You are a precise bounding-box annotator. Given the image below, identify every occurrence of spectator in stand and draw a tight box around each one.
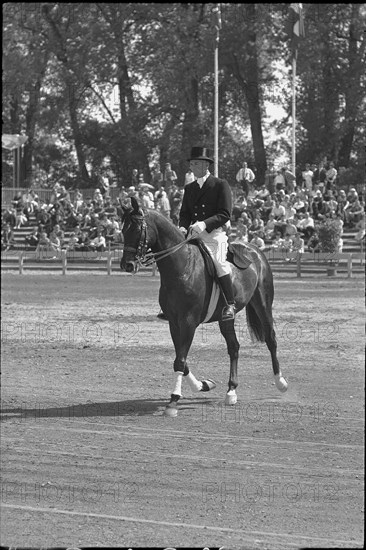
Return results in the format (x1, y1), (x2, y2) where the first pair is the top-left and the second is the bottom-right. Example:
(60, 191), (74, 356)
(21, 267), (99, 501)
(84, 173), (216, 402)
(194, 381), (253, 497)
(326, 191), (338, 216)
(264, 213), (277, 241)
(281, 166), (297, 194)
(281, 233), (293, 253)
(284, 218), (298, 238)
(131, 169), (139, 187)
(274, 169), (286, 192)
(297, 211), (315, 241)
(48, 228), (62, 257)
(75, 230), (91, 252)
(89, 227), (106, 251)
(24, 226), (40, 248)
(170, 185), (184, 225)
(307, 230), (321, 252)
(272, 198), (286, 221)
(311, 190), (326, 220)
(1, 223), (16, 251)
(256, 183), (270, 202)
(346, 187), (359, 205)
(317, 161), (327, 193)
(250, 231), (266, 250)
(272, 232), (285, 251)
(163, 162), (178, 195)
(57, 185), (71, 207)
(274, 213), (287, 237)
(151, 165), (164, 191)
(15, 208), (28, 229)
(354, 211), (365, 243)
(155, 188), (171, 219)
(325, 161), (337, 191)
(3, 207), (16, 227)
(302, 163), (314, 193)
(236, 161), (255, 197)
(292, 191), (307, 215)
(52, 224), (65, 247)
(282, 195), (296, 220)
(66, 232), (79, 252)
(311, 163), (320, 190)
(232, 194), (248, 221)
(234, 223), (249, 243)
(138, 186), (155, 209)
(35, 230), (57, 259)
(345, 197), (364, 227)
(336, 190), (349, 221)
(261, 193), (275, 223)
(74, 188), (84, 212)
(291, 231), (305, 254)
(184, 168), (195, 186)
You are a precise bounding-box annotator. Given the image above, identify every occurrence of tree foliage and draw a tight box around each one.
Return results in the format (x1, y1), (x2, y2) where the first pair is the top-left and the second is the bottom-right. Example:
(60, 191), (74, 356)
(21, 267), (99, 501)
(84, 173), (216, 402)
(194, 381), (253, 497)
(2, 3), (364, 189)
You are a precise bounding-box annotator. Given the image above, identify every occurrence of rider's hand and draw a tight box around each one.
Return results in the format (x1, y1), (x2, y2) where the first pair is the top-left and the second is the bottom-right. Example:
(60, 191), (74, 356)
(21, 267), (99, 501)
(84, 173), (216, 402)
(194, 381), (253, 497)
(190, 221), (206, 237)
(179, 227), (188, 236)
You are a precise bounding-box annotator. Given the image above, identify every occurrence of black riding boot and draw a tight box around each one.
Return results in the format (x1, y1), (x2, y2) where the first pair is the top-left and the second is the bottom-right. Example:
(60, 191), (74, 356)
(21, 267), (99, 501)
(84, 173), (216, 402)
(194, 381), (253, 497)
(218, 274), (236, 321)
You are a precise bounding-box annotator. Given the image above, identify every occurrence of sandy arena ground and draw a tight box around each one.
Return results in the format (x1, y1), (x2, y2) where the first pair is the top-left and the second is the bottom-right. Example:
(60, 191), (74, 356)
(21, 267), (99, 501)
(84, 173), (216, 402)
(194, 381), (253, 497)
(1, 271), (364, 548)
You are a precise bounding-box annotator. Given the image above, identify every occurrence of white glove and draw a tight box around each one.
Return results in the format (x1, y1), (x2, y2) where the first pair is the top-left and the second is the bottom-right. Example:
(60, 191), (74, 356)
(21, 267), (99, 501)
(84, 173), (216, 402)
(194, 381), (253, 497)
(190, 221), (206, 237)
(179, 227), (188, 236)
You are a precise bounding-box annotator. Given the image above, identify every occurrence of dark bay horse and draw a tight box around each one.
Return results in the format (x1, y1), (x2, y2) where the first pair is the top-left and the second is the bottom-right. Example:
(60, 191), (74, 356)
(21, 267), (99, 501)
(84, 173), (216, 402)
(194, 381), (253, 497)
(120, 197), (287, 414)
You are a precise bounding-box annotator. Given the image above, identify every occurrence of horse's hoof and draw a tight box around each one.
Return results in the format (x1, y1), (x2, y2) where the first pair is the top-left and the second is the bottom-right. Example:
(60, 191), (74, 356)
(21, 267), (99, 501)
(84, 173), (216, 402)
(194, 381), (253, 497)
(225, 391), (237, 405)
(275, 374), (288, 392)
(200, 379), (216, 392)
(163, 406), (178, 417)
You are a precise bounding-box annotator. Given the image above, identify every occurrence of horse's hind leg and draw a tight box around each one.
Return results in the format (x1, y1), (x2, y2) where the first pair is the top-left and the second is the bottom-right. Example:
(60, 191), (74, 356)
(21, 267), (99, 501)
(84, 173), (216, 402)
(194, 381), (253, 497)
(219, 319), (240, 405)
(246, 291), (288, 392)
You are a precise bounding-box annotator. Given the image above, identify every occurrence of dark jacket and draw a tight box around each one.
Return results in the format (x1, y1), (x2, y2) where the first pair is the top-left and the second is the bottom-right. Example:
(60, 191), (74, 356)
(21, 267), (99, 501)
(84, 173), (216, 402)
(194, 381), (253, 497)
(179, 174), (232, 233)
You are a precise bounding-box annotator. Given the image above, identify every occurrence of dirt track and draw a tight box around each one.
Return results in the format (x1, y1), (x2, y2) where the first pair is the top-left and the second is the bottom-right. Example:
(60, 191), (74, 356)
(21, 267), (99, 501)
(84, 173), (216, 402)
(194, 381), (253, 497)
(1, 272), (364, 548)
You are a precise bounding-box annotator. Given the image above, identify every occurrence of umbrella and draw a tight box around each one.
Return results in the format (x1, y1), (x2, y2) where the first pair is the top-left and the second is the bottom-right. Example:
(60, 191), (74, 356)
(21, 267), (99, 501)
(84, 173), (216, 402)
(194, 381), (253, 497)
(138, 183), (155, 190)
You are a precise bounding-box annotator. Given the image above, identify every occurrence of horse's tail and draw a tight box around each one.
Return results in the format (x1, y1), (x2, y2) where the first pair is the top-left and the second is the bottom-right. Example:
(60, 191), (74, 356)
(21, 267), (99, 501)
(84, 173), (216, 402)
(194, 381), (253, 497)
(246, 301), (266, 343)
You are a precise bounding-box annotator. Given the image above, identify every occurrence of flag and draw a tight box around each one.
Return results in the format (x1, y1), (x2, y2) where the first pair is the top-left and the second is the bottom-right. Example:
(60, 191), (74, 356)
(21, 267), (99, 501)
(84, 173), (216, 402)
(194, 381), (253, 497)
(285, 3), (305, 58)
(212, 4), (222, 31)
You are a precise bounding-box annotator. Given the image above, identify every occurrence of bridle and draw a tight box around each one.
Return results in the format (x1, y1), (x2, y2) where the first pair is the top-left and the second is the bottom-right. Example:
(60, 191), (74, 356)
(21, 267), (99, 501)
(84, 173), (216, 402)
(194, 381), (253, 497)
(122, 215), (149, 268)
(122, 211), (195, 269)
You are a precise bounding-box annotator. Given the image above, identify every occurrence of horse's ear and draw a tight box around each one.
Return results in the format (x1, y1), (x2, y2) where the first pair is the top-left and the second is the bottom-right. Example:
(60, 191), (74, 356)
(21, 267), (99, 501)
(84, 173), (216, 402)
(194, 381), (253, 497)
(131, 196), (142, 215)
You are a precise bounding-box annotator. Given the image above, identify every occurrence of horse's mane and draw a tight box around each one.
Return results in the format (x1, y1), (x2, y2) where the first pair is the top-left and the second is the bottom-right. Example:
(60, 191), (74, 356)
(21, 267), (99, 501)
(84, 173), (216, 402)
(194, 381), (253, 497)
(145, 208), (185, 243)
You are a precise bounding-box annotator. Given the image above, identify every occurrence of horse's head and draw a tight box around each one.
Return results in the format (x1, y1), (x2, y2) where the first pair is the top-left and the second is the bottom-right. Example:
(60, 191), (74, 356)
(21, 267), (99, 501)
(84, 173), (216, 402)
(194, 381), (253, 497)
(120, 197), (148, 273)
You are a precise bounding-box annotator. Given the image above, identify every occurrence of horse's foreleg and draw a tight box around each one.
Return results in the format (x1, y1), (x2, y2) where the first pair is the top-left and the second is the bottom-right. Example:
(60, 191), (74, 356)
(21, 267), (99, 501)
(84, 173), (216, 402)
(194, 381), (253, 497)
(219, 320), (240, 405)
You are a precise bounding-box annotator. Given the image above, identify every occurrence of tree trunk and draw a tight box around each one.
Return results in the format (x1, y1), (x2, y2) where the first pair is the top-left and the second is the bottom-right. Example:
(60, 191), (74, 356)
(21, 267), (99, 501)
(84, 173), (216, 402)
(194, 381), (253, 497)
(338, 4), (365, 167)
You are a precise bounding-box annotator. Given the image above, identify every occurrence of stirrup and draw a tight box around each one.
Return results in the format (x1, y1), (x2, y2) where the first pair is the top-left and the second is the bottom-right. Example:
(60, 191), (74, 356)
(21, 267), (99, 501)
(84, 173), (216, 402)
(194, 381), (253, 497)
(222, 304), (235, 321)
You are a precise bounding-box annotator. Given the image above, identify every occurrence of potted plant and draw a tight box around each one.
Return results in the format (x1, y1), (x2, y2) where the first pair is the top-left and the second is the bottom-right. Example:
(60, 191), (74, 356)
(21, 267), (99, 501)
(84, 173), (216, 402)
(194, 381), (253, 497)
(317, 218), (342, 276)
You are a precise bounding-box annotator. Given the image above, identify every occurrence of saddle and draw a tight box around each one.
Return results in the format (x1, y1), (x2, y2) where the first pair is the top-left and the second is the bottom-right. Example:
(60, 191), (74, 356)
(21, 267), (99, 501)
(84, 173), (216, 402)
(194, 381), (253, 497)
(190, 239), (253, 279)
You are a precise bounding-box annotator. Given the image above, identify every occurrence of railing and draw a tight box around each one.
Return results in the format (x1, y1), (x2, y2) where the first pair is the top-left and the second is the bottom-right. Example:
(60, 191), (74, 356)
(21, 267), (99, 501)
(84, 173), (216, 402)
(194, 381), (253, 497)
(1, 248), (363, 278)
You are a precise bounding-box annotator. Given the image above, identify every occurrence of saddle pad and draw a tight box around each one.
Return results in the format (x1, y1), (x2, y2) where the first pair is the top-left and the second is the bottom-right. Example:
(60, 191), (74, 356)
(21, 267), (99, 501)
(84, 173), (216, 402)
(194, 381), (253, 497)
(202, 279), (221, 324)
(227, 242), (253, 269)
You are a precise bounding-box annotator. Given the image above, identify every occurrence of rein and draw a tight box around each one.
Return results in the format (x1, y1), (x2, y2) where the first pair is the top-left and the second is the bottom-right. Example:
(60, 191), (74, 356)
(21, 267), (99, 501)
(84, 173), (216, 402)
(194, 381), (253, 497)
(123, 213), (195, 268)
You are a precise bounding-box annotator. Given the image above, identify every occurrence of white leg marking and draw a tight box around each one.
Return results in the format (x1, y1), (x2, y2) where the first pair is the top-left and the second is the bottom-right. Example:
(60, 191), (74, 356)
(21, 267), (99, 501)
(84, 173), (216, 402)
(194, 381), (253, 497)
(186, 371), (203, 393)
(225, 389), (237, 405)
(172, 372), (183, 396)
(274, 373), (288, 392)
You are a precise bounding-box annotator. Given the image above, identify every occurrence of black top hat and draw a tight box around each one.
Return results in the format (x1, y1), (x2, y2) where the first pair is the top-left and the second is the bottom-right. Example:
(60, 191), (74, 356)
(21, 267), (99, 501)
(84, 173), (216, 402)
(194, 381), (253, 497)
(187, 146), (214, 163)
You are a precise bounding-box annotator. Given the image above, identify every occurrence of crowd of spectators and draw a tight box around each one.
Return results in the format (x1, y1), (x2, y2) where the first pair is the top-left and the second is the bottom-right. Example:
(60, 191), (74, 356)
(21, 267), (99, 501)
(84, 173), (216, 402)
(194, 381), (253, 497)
(1, 165), (186, 256)
(1, 160), (365, 257)
(231, 161), (365, 254)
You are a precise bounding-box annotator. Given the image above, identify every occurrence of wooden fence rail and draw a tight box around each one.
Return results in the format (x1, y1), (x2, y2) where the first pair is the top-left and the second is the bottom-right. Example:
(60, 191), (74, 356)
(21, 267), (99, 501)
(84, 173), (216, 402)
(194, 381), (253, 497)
(4, 250), (364, 277)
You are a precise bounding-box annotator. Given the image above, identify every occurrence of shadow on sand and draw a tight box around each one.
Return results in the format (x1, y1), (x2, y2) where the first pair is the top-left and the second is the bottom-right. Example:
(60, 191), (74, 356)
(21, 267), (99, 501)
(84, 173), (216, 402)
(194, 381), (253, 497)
(0, 396), (217, 421)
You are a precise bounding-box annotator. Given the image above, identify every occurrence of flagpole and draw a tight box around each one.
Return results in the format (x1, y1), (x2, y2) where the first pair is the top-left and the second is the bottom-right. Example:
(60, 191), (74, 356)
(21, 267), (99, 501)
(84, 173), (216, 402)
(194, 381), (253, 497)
(214, 21), (219, 177)
(291, 55), (296, 176)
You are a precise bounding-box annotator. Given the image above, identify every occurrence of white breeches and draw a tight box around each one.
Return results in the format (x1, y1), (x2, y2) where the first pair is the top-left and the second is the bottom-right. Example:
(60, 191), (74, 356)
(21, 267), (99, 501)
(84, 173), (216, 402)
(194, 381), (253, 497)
(199, 227), (232, 277)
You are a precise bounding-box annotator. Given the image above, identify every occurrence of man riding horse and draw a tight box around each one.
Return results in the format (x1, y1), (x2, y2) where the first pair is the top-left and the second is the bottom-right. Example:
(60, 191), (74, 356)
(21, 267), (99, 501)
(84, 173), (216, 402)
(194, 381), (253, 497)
(178, 146), (236, 321)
